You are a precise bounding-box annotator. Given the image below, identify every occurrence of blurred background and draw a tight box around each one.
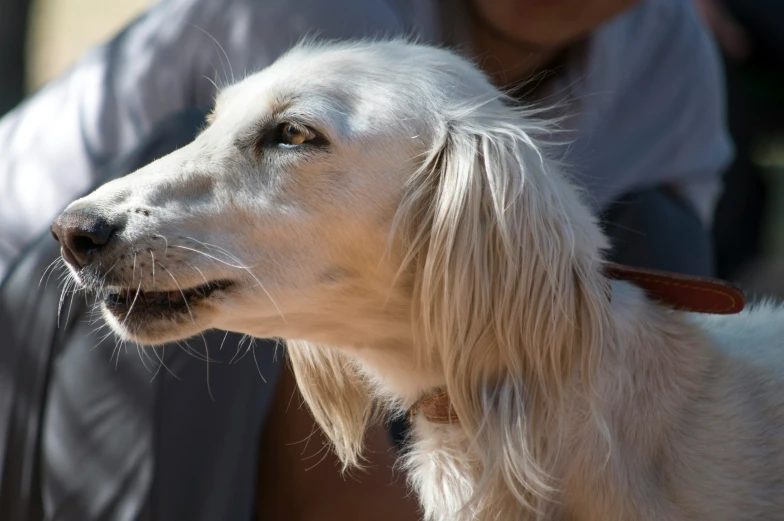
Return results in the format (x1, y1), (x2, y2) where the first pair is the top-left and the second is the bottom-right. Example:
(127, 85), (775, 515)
(12, 0), (149, 94)
(5, 0), (782, 298)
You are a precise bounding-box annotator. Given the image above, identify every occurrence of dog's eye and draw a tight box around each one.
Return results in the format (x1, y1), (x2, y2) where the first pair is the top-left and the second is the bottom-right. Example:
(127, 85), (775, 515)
(276, 122), (316, 146)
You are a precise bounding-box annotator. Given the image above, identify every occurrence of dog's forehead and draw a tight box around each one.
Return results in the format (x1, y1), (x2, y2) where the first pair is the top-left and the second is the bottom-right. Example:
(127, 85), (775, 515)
(215, 43), (458, 117)
(209, 42), (494, 142)
(213, 69), (367, 133)
(212, 58), (435, 141)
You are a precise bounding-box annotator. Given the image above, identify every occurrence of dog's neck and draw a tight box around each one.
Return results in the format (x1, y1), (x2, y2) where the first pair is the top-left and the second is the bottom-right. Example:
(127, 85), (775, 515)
(402, 280), (721, 520)
(349, 339), (448, 405)
(554, 280), (722, 520)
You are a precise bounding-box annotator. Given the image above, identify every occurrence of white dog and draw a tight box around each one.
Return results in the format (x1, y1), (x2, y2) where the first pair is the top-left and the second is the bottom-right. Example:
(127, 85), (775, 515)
(51, 40), (784, 520)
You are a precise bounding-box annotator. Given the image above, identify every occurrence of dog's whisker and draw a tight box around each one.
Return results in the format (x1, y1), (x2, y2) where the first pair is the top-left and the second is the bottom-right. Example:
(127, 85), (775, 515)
(40, 256), (63, 281)
(43, 258), (67, 290)
(200, 332), (215, 402)
(91, 280), (102, 308)
(39, 256), (64, 288)
(228, 336), (244, 365)
(170, 244), (287, 323)
(63, 283), (79, 328)
(57, 276), (75, 328)
(229, 334), (249, 365)
(180, 339), (205, 361)
(234, 337), (254, 365)
(87, 321), (111, 338)
(284, 374), (299, 414)
(183, 237), (245, 261)
(174, 339), (213, 363)
(170, 244), (250, 270)
(187, 23), (235, 85)
(102, 257), (121, 280)
(88, 329), (116, 352)
(111, 336), (124, 369)
(109, 339), (118, 363)
(157, 262), (196, 325)
(156, 234), (169, 257)
(191, 265), (210, 287)
(86, 305), (106, 326)
(272, 338), (282, 363)
(245, 278), (286, 324)
(173, 340), (196, 361)
(250, 339), (266, 383)
(150, 344), (180, 381)
(234, 335), (254, 365)
(55, 271), (69, 286)
(135, 342), (155, 374)
(150, 251), (156, 289)
(201, 74), (220, 94)
(121, 281), (144, 328)
(181, 238), (264, 278)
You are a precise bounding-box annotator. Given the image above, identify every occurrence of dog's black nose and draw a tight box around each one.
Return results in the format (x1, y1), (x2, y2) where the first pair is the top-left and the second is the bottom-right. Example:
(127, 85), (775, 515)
(51, 210), (117, 269)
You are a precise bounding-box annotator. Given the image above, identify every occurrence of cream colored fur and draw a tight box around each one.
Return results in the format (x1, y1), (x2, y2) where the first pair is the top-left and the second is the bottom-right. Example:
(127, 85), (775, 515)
(58, 40), (784, 520)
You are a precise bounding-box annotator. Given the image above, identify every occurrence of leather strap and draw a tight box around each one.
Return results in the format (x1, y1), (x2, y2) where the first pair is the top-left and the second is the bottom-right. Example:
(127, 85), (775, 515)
(408, 263), (747, 424)
(602, 262), (745, 314)
(408, 390), (457, 425)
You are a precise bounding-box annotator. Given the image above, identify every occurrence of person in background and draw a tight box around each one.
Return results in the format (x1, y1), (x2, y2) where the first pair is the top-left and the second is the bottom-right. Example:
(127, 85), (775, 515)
(0, 1), (732, 520)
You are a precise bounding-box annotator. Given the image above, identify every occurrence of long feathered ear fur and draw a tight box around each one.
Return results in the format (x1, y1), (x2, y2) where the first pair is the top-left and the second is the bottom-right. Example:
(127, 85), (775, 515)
(397, 98), (613, 518)
(286, 340), (376, 470)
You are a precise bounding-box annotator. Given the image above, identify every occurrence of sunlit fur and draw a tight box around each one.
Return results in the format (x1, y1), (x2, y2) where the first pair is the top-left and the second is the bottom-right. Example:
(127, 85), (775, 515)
(57, 40), (784, 521)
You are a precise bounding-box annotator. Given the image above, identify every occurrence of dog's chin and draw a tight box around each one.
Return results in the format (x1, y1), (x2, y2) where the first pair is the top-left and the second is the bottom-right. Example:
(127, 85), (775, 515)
(99, 279), (234, 346)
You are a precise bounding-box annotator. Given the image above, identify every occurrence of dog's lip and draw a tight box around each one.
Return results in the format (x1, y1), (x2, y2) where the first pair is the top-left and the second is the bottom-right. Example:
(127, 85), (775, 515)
(102, 279), (234, 314)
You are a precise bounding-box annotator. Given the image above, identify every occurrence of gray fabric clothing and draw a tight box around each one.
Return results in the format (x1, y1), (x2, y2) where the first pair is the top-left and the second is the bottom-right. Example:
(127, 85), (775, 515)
(0, 0), (731, 281)
(0, 110), (284, 521)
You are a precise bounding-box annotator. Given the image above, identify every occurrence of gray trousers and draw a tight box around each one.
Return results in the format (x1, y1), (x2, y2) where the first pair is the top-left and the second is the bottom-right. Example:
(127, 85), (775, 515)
(0, 110), (715, 521)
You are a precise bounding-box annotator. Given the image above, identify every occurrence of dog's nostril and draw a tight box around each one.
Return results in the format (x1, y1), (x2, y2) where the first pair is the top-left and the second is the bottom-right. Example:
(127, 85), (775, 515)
(69, 232), (107, 253)
(51, 210), (118, 269)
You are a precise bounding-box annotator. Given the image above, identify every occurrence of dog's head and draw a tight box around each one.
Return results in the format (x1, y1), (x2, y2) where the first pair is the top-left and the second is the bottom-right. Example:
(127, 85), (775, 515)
(51, 41), (461, 345)
(52, 40), (610, 490)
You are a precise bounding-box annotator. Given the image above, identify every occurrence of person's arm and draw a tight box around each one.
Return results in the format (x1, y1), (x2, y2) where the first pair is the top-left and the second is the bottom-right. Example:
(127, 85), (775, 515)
(656, 2), (734, 227)
(0, 0), (404, 281)
(597, 0), (734, 227)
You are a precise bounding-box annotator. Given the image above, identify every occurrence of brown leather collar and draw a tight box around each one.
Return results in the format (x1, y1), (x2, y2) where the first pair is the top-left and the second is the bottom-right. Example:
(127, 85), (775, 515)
(602, 262), (745, 314)
(408, 263), (746, 424)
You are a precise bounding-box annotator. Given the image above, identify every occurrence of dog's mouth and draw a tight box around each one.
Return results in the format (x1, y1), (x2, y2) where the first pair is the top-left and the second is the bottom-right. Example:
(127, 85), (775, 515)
(103, 279), (234, 317)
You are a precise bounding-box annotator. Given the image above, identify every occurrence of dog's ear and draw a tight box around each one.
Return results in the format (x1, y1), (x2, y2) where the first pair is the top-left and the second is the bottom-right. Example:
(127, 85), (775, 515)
(286, 340), (375, 470)
(397, 101), (611, 514)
